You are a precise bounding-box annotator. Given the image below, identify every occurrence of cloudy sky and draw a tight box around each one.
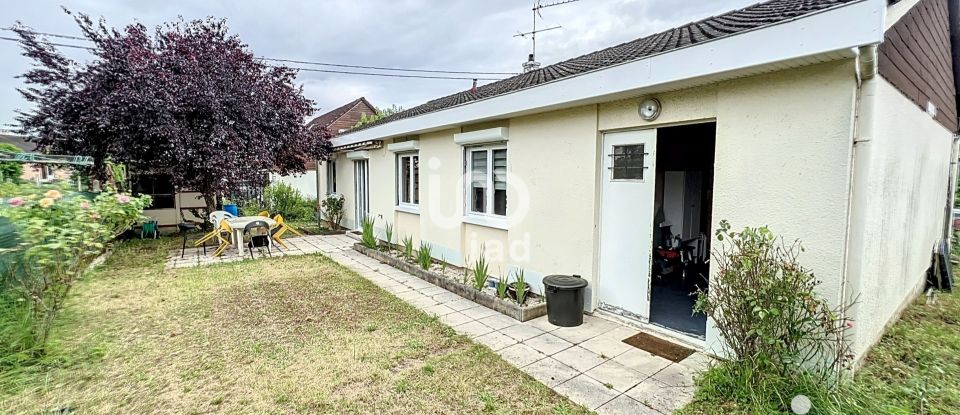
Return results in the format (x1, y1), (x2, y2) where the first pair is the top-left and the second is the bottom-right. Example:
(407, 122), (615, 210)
(0, 0), (758, 129)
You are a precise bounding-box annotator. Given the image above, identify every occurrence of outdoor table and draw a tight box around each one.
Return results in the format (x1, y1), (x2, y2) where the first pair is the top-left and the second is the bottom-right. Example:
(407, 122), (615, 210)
(224, 216), (276, 255)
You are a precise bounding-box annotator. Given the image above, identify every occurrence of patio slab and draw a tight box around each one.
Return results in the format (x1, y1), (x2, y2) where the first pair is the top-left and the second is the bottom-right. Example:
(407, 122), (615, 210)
(291, 234), (704, 414)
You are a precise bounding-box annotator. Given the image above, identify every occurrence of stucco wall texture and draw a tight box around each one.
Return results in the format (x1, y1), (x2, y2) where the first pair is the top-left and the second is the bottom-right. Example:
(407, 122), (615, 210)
(845, 77), (955, 360)
(319, 59), (951, 362)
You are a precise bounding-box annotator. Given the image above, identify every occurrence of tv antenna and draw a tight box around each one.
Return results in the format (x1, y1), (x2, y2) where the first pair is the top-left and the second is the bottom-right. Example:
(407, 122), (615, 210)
(514, 0), (580, 63)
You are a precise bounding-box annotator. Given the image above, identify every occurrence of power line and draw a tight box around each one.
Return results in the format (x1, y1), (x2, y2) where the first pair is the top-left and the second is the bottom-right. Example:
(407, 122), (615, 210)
(260, 57), (514, 75)
(1, 27), (516, 76)
(0, 35), (94, 51)
(0, 35), (506, 80)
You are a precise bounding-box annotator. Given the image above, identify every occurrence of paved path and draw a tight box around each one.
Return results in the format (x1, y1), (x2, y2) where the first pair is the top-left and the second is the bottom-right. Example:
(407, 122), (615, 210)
(167, 234), (706, 414)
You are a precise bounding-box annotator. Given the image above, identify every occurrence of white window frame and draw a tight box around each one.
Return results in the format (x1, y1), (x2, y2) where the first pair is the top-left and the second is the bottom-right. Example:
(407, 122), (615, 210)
(463, 144), (507, 229)
(396, 152), (420, 214)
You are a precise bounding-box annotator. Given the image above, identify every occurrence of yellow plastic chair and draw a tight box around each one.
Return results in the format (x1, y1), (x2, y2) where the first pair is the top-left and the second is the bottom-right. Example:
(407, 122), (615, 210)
(257, 210), (269, 217)
(270, 214), (304, 248)
(212, 220), (234, 257)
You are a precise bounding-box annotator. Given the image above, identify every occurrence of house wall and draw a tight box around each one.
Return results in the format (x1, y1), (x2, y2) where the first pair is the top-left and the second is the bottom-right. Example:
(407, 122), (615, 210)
(845, 77), (955, 361)
(270, 170), (319, 200)
(878, 0), (957, 132)
(142, 191), (206, 229)
(334, 60), (867, 354)
(600, 60), (858, 353)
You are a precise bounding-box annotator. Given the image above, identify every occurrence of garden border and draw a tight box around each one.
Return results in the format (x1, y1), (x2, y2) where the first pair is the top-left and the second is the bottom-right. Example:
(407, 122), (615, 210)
(353, 243), (547, 322)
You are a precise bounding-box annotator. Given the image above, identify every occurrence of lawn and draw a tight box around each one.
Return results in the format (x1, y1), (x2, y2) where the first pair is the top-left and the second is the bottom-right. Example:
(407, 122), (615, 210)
(0, 238), (589, 414)
(679, 288), (960, 414)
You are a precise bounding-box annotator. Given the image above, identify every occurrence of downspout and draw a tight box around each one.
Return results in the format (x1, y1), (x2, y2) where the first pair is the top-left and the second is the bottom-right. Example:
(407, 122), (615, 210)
(943, 0), (960, 244)
(839, 44), (878, 372)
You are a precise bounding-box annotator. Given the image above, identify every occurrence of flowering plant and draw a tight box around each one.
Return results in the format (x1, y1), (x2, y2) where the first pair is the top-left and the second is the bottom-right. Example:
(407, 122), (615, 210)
(0, 182), (150, 349)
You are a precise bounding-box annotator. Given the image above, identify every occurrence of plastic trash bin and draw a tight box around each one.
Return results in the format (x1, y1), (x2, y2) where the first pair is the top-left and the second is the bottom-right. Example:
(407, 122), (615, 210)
(543, 274), (588, 327)
(223, 204), (239, 217)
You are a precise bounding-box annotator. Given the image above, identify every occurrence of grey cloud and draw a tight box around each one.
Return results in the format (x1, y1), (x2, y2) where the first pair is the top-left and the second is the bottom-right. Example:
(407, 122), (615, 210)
(0, 0), (756, 127)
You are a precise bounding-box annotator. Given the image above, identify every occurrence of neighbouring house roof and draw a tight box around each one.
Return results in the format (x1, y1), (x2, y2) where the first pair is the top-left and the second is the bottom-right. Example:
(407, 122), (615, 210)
(0, 134), (31, 151)
(345, 0), (860, 136)
(307, 97), (377, 135)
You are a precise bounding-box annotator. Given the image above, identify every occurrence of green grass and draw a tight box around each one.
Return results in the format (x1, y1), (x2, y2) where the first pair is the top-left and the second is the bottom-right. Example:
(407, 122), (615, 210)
(0, 238), (589, 414)
(679, 289), (960, 415)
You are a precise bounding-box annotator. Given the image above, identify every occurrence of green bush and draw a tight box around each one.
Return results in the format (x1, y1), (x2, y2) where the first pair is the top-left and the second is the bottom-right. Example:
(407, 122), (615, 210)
(360, 216), (377, 249)
(259, 182), (315, 221)
(0, 143), (23, 183)
(321, 194), (344, 230)
(0, 182), (150, 357)
(688, 220), (855, 414)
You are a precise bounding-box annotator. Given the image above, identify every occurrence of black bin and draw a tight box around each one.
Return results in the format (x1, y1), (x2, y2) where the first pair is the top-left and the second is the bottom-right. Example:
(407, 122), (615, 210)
(543, 275), (588, 327)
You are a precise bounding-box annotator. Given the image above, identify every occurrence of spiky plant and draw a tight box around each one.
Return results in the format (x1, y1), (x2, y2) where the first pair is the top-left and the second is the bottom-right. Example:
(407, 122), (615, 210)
(514, 268), (528, 305)
(402, 235), (414, 261)
(471, 248), (490, 291)
(360, 215), (377, 249)
(417, 241), (433, 270)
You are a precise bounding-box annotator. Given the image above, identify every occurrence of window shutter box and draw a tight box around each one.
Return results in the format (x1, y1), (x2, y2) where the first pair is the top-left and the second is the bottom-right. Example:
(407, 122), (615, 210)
(346, 150), (370, 160)
(454, 127), (508, 146)
(387, 140), (420, 153)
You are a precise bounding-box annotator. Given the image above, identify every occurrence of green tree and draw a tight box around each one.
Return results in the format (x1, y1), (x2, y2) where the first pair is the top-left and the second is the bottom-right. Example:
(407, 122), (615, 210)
(0, 143), (24, 183)
(354, 104), (404, 128)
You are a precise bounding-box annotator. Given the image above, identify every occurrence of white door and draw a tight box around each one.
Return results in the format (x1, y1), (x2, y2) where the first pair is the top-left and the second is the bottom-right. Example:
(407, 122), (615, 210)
(353, 159), (369, 228)
(598, 129), (657, 320)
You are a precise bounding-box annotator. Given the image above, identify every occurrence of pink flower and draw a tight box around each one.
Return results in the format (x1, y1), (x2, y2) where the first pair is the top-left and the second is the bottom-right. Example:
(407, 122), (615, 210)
(116, 194), (130, 204)
(80, 201), (91, 209)
(847, 321), (855, 329)
(7, 197), (24, 207)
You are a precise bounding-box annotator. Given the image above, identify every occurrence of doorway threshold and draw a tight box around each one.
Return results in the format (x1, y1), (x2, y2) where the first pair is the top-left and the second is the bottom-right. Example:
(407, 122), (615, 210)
(593, 308), (706, 351)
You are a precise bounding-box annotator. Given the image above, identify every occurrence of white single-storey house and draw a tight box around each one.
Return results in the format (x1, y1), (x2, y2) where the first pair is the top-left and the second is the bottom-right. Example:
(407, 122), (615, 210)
(319, 0), (959, 363)
(271, 97), (379, 200)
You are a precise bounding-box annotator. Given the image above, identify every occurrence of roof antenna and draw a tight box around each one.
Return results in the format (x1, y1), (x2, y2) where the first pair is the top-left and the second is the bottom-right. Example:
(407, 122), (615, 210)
(514, 0), (579, 72)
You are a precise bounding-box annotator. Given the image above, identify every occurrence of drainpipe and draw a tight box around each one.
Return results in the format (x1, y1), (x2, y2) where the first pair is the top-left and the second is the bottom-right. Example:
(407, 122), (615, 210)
(944, 0), (960, 244)
(838, 44), (879, 372)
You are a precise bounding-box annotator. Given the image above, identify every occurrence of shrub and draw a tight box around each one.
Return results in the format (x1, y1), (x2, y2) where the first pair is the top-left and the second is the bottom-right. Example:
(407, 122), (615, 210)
(384, 221), (394, 246)
(417, 242), (432, 270)
(0, 183), (149, 355)
(690, 220), (855, 413)
(360, 216), (377, 249)
(401, 235), (414, 261)
(496, 274), (508, 300)
(695, 220), (854, 378)
(260, 182), (314, 221)
(320, 193), (344, 230)
(0, 143), (23, 183)
(513, 268), (527, 305)
(471, 248), (490, 291)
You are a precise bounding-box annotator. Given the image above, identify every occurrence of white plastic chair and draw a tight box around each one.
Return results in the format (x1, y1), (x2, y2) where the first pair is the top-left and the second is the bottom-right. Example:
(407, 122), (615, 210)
(209, 210), (236, 226)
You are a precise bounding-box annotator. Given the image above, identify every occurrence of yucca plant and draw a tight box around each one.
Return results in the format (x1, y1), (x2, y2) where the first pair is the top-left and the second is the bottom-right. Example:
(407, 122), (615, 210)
(417, 241), (433, 270)
(496, 273), (509, 300)
(471, 248), (490, 291)
(514, 268), (528, 305)
(383, 221), (394, 248)
(360, 215), (377, 249)
(402, 235), (414, 261)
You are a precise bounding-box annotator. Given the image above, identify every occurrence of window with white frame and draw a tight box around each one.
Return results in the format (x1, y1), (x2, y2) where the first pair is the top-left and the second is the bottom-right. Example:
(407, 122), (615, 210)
(396, 153), (419, 206)
(466, 146), (507, 217)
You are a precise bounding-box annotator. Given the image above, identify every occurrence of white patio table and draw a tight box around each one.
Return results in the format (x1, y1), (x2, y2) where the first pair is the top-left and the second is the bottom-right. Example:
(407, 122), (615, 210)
(224, 216), (276, 255)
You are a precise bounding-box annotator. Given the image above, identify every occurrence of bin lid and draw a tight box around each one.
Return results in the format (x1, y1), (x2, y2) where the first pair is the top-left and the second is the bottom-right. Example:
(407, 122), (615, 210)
(543, 275), (588, 289)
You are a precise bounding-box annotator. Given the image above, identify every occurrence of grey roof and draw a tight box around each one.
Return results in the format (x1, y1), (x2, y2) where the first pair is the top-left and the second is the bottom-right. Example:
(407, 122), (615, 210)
(0, 134), (31, 151)
(347, 0), (858, 135)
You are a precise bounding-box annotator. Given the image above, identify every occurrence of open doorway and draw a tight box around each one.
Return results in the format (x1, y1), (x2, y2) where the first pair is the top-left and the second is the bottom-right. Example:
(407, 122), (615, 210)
(649, 122), (715, 339)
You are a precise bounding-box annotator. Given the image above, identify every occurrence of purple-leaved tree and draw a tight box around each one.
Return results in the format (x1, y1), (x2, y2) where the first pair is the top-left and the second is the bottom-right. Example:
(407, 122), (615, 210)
(13, 10), (332, 213)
